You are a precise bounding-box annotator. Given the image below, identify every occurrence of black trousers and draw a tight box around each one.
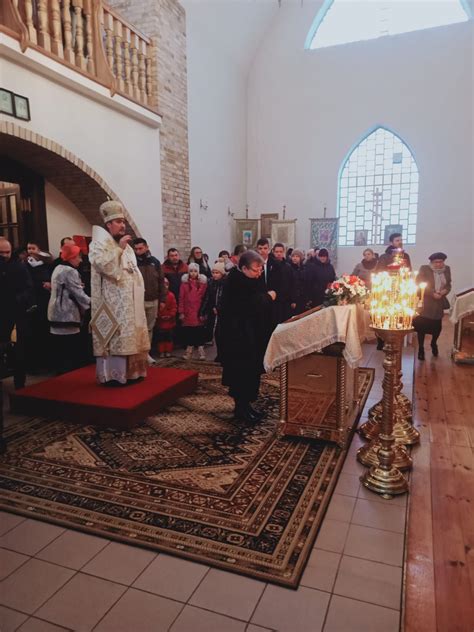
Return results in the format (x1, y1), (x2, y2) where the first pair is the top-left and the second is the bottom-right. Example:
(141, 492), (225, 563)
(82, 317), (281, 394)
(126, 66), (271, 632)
(52, 333), (83, 375)
(415, 317), (442, 348)
(0, 317), (27, 389)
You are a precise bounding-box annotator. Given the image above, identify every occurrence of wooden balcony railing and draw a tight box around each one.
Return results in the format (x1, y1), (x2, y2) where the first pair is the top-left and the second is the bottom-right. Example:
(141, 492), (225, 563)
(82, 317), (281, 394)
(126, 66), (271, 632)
(0, 0), (158, 112)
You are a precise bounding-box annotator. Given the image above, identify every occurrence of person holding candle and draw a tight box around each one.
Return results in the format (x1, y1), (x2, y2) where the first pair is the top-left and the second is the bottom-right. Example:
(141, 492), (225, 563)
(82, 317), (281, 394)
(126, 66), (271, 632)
(376, 233), (412, 272)
(413, 252), (451, 360)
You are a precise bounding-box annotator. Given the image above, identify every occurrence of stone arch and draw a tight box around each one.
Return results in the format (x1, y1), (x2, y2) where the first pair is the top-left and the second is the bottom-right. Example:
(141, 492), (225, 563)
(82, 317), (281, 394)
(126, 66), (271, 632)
(0, 121), (139, 235)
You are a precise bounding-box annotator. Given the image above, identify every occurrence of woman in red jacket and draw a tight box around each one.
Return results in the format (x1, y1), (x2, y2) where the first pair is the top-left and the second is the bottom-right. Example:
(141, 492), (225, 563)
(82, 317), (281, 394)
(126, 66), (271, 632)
(156, 277), (177, 358)
(179, 263), (208, 360)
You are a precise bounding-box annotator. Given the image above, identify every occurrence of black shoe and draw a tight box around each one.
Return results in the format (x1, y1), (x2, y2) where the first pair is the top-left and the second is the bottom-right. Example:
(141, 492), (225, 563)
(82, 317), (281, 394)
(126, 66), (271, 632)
(431, 342), (439, 357)
(247, 404), (265, 421)
(233, 406), (258, 424)
(418, 348), (425, 361)
(233, 402), (263, 424)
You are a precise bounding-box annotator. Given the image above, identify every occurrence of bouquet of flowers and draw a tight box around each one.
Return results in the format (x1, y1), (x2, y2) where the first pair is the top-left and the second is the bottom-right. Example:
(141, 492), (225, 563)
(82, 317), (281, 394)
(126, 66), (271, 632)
(325, 275), (369, 306)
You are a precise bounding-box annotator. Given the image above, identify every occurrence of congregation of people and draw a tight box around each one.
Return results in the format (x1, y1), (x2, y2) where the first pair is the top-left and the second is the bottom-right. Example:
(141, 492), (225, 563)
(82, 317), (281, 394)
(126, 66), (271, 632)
(0, 224), (451, 422)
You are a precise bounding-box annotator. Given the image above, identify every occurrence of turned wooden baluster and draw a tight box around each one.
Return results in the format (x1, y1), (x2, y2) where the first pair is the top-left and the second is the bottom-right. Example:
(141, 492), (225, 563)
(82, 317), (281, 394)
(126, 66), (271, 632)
(123, 26), (132, 95)
(103, 11), (114, 73)
(72, 0), (86, 69)
(150, 37), (158, 109)
(23, 0), (38, 44)
(83, 0), (94, 74)
(114, 18), (124, 91)
(62, 0), (74, 63)
(50, 0), (63, 57)
(145, 44), (153, 106)
(37, 0), (51, 50)
(130, 32), (140, 100)
(138, 39), (147, 103)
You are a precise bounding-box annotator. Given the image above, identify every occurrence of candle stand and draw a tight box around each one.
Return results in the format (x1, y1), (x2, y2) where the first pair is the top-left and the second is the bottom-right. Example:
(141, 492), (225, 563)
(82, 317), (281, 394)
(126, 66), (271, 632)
(360, 327), (410, 498)
(359, 349), (419, 446)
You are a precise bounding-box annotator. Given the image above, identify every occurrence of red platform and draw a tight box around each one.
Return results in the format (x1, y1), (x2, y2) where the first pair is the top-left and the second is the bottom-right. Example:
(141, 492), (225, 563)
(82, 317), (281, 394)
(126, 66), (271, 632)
(10, 365), (198, 429)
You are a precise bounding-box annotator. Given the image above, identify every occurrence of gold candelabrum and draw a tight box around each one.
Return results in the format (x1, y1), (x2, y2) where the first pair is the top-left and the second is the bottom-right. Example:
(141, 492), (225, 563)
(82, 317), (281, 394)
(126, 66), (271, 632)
(359, 267), (423, 498)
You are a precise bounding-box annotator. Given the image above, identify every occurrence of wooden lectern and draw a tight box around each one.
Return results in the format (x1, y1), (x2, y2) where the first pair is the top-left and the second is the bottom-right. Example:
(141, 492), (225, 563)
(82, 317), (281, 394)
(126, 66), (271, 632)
(451, 288), (474, 364)
(264, 305), (371, 448)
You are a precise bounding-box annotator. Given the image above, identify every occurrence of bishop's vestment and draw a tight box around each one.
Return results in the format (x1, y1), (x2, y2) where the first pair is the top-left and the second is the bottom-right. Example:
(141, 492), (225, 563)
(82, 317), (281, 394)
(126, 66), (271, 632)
(89, 225), (150, 384)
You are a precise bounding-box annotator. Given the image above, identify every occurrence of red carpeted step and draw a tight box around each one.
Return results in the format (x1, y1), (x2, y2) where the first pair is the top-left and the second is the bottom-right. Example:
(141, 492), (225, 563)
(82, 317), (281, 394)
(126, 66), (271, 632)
(10, 365), (198, 429)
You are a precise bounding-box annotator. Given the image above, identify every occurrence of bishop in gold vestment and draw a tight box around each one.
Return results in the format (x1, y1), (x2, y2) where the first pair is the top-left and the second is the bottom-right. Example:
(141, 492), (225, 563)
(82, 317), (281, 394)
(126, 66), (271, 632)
(89, 201), (150, 385)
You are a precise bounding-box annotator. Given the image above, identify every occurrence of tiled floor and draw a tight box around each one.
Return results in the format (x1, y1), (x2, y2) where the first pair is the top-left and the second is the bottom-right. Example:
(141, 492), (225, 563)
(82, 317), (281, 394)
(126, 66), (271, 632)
(0, 344), (412, 631)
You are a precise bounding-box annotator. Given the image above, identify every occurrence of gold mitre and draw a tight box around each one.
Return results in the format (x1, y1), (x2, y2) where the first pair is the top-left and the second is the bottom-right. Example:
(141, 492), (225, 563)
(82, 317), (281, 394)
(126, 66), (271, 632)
(99, 200), (125, 223)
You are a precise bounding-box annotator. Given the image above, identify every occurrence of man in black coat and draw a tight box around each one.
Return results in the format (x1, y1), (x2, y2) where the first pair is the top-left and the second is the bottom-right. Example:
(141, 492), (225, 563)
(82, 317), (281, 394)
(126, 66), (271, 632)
(0, 238), (33, 388)
(25, 242), (53, 372)
(256, 239), (292, 327)
(219, 250), (276, 424)
(270, 242), (297, 324)
(304, 248), (336, 308)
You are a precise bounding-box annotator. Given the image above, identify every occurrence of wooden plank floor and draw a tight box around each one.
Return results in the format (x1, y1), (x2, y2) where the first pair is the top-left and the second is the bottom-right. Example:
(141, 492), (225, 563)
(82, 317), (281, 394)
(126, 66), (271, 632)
(404, 318), (474, 632)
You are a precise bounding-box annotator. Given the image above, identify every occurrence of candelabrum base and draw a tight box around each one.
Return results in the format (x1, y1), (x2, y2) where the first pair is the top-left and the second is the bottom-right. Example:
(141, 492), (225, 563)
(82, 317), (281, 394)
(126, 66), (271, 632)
(358, 417), (382, 441)
(359, 416), (420, 446)
(360, 465), (408, 499)
(368, 394), (412, 424)
(357, 440), (412, 471)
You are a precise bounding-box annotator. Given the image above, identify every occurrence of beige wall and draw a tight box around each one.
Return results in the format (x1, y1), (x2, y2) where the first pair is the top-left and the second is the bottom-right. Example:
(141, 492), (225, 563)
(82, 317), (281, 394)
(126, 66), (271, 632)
(108, 0), (191, 256)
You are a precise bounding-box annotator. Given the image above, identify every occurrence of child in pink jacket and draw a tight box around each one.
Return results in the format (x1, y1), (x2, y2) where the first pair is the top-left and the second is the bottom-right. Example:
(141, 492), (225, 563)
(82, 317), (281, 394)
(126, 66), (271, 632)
(179, 262), (208, 360)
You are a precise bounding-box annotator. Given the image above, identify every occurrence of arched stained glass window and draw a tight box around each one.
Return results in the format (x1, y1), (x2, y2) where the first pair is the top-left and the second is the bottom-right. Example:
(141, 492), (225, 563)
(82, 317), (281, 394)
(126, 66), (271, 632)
(338, 128), (418, 247)
(306, 0), (470, 50)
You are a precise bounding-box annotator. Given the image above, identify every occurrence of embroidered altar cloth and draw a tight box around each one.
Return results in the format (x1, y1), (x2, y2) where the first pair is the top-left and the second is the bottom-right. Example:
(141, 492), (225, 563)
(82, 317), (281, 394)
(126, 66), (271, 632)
(264, 305), (371, 372)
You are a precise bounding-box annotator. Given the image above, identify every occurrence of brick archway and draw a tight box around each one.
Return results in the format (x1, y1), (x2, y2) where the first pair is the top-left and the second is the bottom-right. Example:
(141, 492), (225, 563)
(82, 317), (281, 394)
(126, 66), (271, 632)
(0, 121), (139, 235)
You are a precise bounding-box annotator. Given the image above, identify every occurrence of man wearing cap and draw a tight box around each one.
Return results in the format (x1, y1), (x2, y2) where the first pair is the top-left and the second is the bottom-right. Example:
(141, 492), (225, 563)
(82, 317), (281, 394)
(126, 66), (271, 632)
(88, 201), (150, 385)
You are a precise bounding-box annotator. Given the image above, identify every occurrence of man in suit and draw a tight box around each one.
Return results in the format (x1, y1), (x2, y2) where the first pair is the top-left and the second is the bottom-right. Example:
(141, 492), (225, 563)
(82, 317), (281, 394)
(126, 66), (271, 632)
(256, 239), (292, 326)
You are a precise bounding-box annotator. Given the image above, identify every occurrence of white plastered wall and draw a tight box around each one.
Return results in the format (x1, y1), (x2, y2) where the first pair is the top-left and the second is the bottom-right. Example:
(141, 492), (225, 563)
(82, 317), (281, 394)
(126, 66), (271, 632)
(247, 4), (474, 290)
(184, 2), (247, 261)
(0, 35), (164, 259)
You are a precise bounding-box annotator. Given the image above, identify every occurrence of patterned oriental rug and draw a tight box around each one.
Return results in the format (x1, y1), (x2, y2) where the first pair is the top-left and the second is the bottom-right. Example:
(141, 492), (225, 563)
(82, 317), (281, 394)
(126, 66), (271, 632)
(0, 361), (374, 587)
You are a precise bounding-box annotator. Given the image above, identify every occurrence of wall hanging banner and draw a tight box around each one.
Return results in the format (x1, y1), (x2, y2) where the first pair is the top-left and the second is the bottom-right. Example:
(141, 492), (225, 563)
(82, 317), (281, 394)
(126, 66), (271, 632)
(260, 213), (279, 239)
(234, 218), (259, 249)
(310, 218), (339, 267)
(270, 219), (297, 249)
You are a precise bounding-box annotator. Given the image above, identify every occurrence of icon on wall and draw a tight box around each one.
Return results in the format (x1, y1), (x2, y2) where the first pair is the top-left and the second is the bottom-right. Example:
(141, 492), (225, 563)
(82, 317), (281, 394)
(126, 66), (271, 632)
(242, 230), (253, 246)
(354, 230), (369, 246)
(0, 89), (14, 116)
(13, 94), (30, 121)
(260, 213), (279, 239)
(0, 88), (30, 121)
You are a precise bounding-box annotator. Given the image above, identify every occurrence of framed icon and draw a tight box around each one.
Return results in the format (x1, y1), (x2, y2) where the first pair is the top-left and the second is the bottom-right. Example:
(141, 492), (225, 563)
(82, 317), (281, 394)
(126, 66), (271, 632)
(354, 229), (369, 246)
(0, 89), (14, 116)
(13, 94), (30, 121)
(260, 213), (279, 239)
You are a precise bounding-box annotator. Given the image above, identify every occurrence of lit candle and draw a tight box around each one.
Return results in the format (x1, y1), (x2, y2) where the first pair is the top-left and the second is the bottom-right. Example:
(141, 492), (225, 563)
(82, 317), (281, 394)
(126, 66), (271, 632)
(419, 282), (427, 307)
(369, 268), (422, 331)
